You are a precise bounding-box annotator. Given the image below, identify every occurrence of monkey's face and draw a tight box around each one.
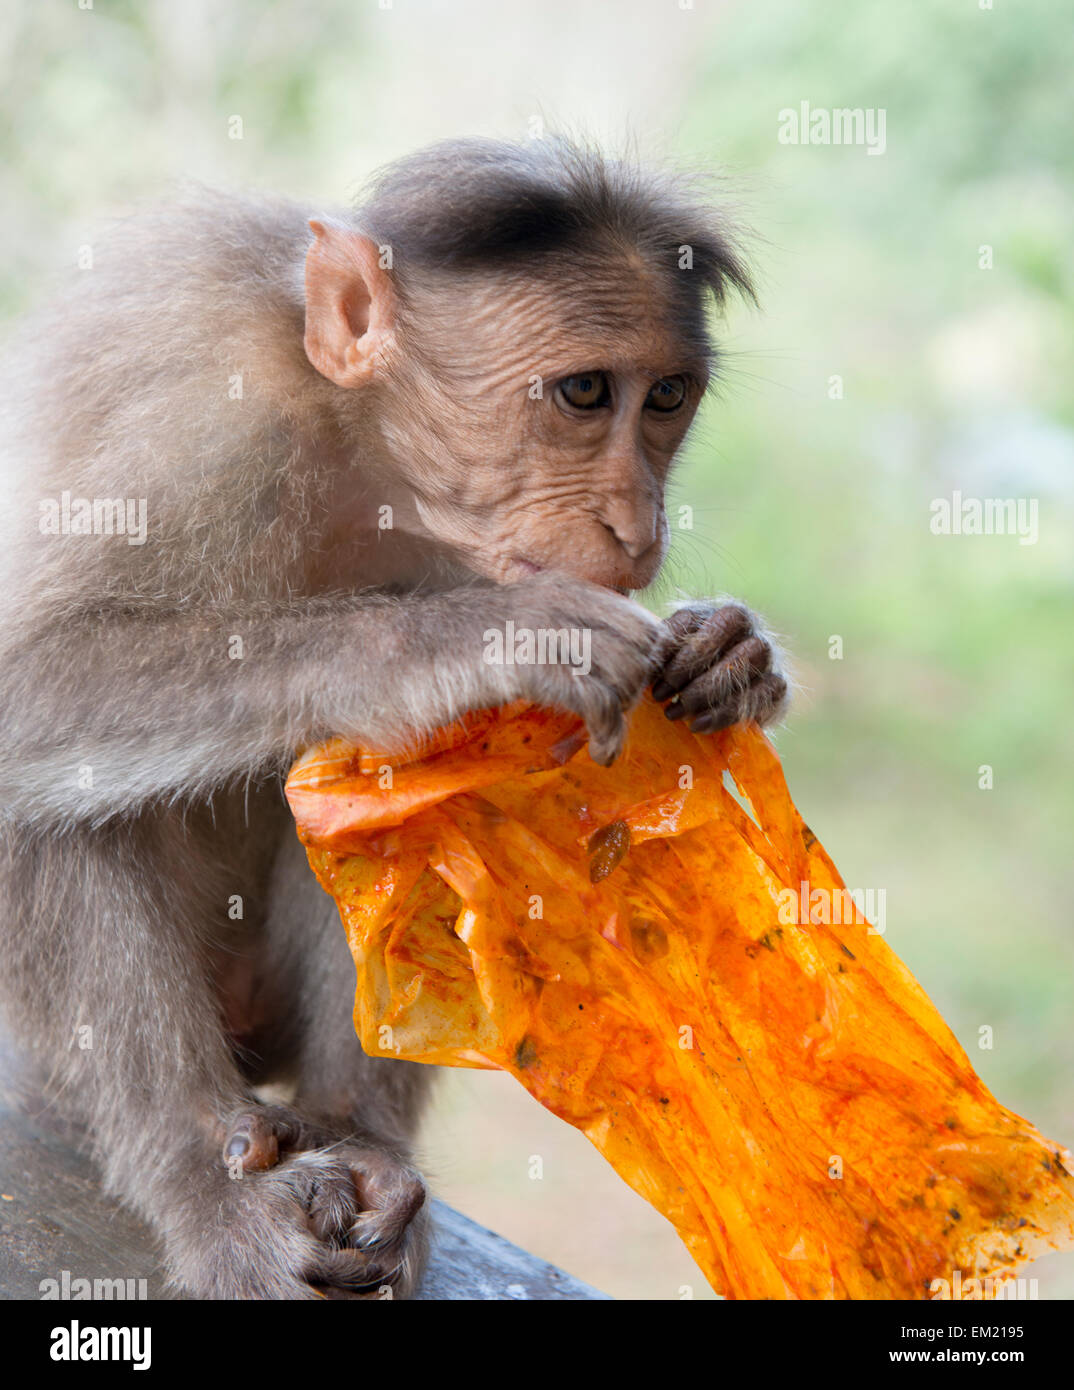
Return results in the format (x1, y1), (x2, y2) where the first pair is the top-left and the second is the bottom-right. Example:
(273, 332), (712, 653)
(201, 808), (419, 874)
(384, 270), (710, 595)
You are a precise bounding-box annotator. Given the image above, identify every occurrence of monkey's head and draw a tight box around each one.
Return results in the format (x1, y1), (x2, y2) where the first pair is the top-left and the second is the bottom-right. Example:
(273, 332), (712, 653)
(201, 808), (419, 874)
(303, 138), (753, 595)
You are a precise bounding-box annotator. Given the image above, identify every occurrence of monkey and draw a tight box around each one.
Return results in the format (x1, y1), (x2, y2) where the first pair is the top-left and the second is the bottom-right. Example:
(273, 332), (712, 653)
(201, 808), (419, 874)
(0, 137), (788, 1299)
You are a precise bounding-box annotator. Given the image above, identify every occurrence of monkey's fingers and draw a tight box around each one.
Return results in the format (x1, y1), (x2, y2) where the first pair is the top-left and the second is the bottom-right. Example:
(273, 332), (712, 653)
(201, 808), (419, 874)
(692, 673), (788, 733)
(650, 604), (754, 701)
(580, 684), (629, 767)
(663, 638), (786, 734)
(664, 634), (771, 721)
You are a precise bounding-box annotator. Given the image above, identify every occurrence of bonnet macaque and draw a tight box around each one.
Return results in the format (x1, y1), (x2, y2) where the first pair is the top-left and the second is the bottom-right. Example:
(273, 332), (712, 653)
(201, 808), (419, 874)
(0, 138), (787, 1298)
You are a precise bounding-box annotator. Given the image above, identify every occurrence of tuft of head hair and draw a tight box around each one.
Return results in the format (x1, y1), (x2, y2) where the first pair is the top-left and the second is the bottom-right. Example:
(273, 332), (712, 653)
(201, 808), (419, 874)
(354, 136), (755, 312)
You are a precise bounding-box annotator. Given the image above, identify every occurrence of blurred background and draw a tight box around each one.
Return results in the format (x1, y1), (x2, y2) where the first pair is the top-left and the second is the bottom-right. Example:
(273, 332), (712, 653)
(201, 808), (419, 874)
(2, 0), (1071, 1298)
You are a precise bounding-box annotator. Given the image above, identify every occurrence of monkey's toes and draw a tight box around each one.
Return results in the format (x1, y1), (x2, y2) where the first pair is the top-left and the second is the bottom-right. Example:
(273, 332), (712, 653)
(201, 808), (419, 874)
(345, 1148), (427, 1253)
(215, 1115), (429, 1297)
(220, 1104), (308, 1173)
(293, 1147), (428, 1297)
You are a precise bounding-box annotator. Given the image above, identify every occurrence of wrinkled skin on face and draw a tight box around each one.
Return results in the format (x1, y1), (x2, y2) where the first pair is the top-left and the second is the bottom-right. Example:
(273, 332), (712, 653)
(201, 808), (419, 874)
(304, 224), (789, 743)
(378, 263), (708, 593)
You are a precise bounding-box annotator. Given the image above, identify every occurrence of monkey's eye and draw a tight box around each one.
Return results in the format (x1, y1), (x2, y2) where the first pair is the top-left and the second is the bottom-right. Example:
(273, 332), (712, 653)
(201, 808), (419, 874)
(645, 376), (687, 412)
(557, 372), (610, 410)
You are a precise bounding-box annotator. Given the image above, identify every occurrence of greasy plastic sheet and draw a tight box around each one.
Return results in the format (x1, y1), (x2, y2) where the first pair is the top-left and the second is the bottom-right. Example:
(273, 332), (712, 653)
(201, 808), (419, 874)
(286, 698), (1074, 1299)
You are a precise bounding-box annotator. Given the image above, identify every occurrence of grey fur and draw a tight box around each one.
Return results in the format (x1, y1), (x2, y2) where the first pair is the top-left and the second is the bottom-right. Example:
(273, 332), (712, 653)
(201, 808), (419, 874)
(0, 137), (778, 1298)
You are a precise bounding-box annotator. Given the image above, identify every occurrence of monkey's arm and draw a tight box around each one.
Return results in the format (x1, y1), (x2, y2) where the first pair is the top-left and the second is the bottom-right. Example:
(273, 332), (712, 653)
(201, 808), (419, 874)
(0, 576), (660, 826)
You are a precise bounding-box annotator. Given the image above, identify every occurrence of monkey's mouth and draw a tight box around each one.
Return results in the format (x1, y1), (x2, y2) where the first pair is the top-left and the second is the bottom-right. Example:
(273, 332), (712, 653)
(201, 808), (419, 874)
(508, 553), (634, 596)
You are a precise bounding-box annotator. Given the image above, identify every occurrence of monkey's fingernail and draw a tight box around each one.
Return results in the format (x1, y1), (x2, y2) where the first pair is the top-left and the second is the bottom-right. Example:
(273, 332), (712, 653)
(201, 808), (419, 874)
(691, 709), (737, 735)
(664, 700), (687, 722)
(651, 679), (674, 701)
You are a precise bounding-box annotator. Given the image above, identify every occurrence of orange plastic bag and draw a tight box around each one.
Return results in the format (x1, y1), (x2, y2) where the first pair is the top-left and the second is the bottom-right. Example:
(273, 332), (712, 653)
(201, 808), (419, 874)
(286, 698), (1074, 1299)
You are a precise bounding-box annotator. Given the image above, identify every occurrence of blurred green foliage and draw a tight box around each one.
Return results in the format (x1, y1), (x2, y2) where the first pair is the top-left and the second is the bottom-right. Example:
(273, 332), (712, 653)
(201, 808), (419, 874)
(2, 0), (1070, 1298)
(670, 0), (1074, 1170)
(662, 6), (1074, 1299)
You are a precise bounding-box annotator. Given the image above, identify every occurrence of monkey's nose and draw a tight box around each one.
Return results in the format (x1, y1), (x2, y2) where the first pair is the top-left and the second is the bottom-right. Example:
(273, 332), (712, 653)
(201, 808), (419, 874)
(600, 518), (656, 561)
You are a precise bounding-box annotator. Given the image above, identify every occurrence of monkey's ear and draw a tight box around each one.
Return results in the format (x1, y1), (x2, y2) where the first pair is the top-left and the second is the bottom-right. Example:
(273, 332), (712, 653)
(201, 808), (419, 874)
(303, 220), (396, 389)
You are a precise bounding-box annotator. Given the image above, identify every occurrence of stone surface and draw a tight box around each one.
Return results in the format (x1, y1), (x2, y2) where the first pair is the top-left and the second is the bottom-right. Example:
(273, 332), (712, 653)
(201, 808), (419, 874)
(0, 1050), (607, 1302)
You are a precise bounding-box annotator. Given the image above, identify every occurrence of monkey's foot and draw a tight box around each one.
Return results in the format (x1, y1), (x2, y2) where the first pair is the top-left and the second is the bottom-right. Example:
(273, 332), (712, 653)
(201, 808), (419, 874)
(165, 1106), (427, 1299)
(651, 602), (789, 734)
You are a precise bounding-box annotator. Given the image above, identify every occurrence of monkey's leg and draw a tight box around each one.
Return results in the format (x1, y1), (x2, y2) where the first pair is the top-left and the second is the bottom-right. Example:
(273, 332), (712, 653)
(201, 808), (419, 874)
(222, 827), (434, 1297)
(5, 811), (423, 1299)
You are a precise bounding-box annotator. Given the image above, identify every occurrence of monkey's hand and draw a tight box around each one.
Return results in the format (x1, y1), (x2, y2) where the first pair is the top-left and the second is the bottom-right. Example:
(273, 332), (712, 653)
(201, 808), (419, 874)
(649, 602), (790, 734)
(486, 572), (664, 768)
